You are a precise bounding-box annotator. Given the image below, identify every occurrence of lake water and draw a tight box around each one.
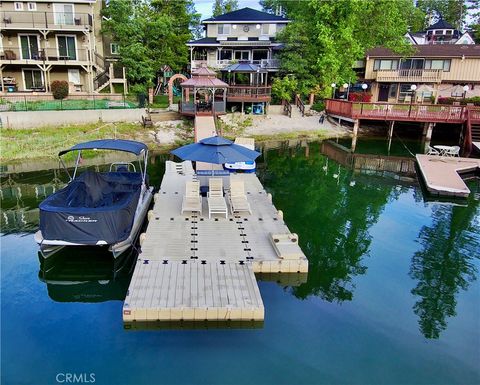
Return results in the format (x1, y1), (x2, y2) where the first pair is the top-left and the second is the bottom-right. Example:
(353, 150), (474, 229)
(1, 140), (479, 385)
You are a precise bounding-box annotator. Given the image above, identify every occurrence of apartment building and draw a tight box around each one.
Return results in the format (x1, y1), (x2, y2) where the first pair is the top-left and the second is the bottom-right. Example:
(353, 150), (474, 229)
(365, 45), (480, 103)
(0, 0), (124, 94)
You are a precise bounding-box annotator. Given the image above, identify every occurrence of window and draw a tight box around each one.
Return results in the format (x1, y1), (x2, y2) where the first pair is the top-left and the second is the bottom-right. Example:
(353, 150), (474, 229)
(68, 69), (81, 85)
(27, 2), (37, 11)
(234, 51), (249, 60)
(19, 35), (40, 59)
(110, 43), (119, 55)
(217, 24), (231, 35)
(14, 2), (23, 10)
(262, 24), (270, 34)
(388, 84), (398, 99)
(373, 59), (399, 70)
(425, 59), (450, 71)
(219, 50), (232, 61)
(23, 69), (44, 90)
(398, 84), (413, 102)
(54, 3), (75, 25)
(57, 35), (76, 60)
(400, 58), (424, 70)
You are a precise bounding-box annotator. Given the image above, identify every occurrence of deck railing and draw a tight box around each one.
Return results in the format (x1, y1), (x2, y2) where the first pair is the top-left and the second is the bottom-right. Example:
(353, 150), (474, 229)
(1, 47), (90, 62)
(226, 86), (271, 99)
(283, 99), (292, 118)
(375, 69), (442, 83)
(326, 99), (471, 123)
(295, 94), (305, 117)
(2, 11), (93, 29)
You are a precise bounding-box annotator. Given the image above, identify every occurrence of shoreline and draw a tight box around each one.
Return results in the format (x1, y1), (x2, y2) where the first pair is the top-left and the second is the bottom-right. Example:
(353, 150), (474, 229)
(0, 114), (350, 164)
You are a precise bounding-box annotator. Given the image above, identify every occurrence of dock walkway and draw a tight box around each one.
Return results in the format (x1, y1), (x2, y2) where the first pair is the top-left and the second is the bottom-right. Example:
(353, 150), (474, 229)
(416, 154), (480, 197)
(123, 167), (308, 322)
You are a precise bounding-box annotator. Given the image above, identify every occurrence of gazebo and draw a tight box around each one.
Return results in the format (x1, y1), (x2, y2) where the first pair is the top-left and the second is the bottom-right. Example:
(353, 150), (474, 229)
(179, 65), (228, 116)
(220, 62), (270, 114)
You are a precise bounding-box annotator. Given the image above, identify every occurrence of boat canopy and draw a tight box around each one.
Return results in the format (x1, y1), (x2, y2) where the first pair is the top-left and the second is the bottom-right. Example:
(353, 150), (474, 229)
(58, 139), (148, 157)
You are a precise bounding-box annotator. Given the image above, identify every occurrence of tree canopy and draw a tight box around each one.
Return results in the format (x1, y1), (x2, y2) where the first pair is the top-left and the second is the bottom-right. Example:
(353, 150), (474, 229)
(212, 0), (239, 17)
(262, 0), (424, 97)
(101, 0), (200, 87)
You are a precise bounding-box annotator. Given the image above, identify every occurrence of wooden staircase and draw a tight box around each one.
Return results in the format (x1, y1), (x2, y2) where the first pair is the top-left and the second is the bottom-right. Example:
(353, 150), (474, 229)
(463, 107), (480, 156)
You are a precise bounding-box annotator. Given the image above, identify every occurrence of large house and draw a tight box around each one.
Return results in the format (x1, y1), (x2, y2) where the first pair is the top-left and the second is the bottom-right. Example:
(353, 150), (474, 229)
(185, 7), (289, 114)
(361, 19), (479, 103)
(0, 0), (125, 94)
(187, 7), (288, 72)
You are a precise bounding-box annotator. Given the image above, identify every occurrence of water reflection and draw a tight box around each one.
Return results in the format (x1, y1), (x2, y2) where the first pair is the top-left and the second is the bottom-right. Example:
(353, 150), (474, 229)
(410, 182), (480, 338)
(38, 246), (137, 303)
(258, 142), (399, 302)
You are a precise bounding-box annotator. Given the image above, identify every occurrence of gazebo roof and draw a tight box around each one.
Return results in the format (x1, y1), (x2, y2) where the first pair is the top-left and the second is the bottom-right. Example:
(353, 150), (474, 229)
(192, 66), (218, 77)
(221, 62), (267, 73)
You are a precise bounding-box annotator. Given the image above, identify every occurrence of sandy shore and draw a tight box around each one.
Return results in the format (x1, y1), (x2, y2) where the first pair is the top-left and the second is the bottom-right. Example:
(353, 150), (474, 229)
(151, 110), (350, 145)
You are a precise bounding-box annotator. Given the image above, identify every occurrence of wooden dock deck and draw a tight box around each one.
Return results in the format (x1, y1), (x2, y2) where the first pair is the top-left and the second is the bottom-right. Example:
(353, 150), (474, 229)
(123, 167), (309, 323)
(416, 154), (480, 197)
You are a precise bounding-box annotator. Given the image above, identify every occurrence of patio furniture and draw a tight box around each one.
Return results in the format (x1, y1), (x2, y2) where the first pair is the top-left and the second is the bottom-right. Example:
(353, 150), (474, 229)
(228, 177), (252, 215)
(269, 233), (303, 260)
(426, 145), (440, 155)
(434, 145), (460, 157)
(207, 196), (227, 218)
(181, 180), (202, 215)
(207, 178), (224, 197)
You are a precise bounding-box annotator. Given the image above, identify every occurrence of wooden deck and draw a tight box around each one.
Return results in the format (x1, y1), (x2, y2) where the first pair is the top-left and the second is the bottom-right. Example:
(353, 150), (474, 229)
(416, 154), (480, 197)
(326, 99), (480, 124)
(123, 168), (308, 323)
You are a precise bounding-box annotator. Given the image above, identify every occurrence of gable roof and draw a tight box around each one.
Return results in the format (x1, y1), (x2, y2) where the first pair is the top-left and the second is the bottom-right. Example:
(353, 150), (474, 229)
(367, 44), (480, 58)
(426, 18), (455, 30)
(203, 7), (288, 23)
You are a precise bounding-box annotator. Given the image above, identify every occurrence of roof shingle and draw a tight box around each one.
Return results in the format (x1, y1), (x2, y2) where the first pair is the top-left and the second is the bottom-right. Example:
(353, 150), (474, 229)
(203, 7), (288, 22)
(367, 45), (480, 58)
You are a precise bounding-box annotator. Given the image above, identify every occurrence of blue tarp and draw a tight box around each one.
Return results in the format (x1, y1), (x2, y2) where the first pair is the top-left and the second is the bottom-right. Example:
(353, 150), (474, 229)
(40, 171), (141, 245)
(58, 139), (147, 156)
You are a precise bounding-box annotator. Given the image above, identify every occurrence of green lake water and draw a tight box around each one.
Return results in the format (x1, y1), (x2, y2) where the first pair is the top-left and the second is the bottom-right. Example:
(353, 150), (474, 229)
(1, 140), (479, 385)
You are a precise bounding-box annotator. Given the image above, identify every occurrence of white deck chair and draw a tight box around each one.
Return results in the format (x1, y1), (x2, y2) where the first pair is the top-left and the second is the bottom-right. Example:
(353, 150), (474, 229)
(208, 178), (223, 197)
(426, 145), (440, 155)
(181, 180), (202, 215)
(228, 178), (252, 215)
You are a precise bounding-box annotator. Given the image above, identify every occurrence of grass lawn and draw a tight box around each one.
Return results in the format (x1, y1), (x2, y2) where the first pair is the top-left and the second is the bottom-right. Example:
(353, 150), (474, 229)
(0, 122), (156, 162)
(150, 95), (181, 108)
(3, 98), (138, 111)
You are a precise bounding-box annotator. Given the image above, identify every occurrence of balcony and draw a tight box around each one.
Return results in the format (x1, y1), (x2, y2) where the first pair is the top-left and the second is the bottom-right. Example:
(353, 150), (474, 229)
(226, 86), (271, 102)
(374, 69), (443, 83)
(1, 47), (91, 64)
(192, 59), (280, 70)
(2, 11), (93, 30)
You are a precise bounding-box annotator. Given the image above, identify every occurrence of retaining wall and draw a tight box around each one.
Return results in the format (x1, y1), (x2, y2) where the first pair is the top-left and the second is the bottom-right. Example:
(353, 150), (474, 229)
(0, 108), (146, 129)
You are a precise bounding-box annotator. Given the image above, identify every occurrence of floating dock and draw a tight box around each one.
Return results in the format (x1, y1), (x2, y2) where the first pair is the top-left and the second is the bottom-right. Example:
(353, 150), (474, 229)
(123, 166), (308, 323)
(416, 154), (480, 197)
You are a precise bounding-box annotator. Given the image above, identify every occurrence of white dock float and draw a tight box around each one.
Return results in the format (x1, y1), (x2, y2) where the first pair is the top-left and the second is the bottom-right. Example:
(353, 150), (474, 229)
(123, 166), (309, 323)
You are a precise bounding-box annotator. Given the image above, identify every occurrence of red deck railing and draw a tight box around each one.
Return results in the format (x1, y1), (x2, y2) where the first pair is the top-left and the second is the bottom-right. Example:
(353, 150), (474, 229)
(325, 99), (479, 124)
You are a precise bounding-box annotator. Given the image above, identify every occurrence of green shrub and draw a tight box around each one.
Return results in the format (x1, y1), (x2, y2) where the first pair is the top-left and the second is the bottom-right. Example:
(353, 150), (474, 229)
(128, 84), (148, 96)
(311, 101), (325, 112)
(50, 80), (69, 100)
(272, 76), (298, 103)
(438, 96), (480, 106)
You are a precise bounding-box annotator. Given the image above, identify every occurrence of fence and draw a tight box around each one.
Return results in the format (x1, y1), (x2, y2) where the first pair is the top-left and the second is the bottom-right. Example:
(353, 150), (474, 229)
(0, 94), (139, 112)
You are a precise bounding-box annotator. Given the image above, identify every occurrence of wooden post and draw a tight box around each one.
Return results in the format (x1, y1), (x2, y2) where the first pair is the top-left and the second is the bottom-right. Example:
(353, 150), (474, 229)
(309, 93), (315, 105)
(422, 122), (434, 153)
(352, 119), (360, 152)
(109, 65), (114, 93)
(387, 121), (395, 155)
(0, 65), (4, 93)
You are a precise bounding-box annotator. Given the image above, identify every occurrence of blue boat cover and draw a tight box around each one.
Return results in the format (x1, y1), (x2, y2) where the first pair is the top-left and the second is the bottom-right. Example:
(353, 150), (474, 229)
(39, 171), (142, 245)
(58, 139), (147, 156)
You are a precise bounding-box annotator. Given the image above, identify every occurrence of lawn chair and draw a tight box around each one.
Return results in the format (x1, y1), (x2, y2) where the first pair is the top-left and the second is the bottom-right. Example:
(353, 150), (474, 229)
(228, 177), (252, 215)
(208, 178), (223, 197)
(444, 146), (460, 157)
(181, 180), (202, 215)
(207, 178), (227, 218)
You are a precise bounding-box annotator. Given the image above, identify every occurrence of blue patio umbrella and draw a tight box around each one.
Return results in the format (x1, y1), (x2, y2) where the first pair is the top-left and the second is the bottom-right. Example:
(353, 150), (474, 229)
(171, 136), (261, 164)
